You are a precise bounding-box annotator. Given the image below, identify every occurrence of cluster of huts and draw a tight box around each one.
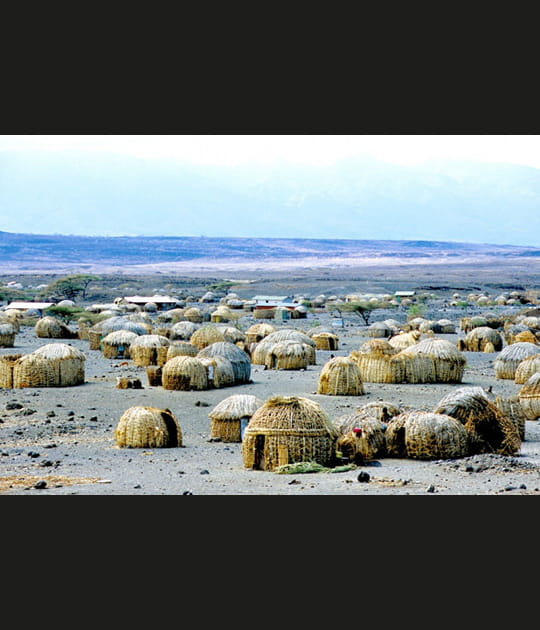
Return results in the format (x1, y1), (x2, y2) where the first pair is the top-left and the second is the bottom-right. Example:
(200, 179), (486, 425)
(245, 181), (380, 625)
(2, 297), (540, 475)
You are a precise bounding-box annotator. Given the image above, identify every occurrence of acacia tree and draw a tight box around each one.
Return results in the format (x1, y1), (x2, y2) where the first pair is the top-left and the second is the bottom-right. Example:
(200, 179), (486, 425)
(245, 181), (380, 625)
(39, 274), (101, 301)
(327, 301), (379, 325)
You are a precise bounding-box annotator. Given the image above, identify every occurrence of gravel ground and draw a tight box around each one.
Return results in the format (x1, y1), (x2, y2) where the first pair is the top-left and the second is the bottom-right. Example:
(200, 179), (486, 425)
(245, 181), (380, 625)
(1, 311), (539, 495)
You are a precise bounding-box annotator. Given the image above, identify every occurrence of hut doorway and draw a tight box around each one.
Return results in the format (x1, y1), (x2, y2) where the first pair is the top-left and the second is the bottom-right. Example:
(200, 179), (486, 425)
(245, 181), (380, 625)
(253, 434), (265, 469)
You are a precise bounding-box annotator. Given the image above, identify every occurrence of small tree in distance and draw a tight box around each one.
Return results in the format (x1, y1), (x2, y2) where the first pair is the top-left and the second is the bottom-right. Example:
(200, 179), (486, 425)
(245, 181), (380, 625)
(38, 274), (101, 301)
(327, 301), (380, 326)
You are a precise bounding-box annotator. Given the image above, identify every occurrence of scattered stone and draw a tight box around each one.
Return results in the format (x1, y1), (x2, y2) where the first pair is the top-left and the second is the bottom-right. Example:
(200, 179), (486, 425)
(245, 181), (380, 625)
(6, 402), (23, 410)
(46, 411), (56, 417)
(28, 451), (40, 458)
(182, 490), (193, 495)
(133, 484), (141, 489)
(39, 459), (54, 467)
(200, 469), (210, 475)
(357, 471), (371, 483)
(426, 484), (436, 493)
(34, 480), (47, 489)
(195, 401), (210, 407)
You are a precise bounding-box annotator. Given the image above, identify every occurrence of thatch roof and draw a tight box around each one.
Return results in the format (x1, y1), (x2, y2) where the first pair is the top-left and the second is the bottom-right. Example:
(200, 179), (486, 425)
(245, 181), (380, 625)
(190, 324), (226, 350)
(35, 316), (76, 339)
(461, 326), (503, 352)
(129, 334), (170, 367)
(518, 371), (540, 420)
(241, 396), (337, 471)
(215, 325), (246, 344)
(169, 321), (199, 340)
(385, 411), (470, 460)
(350, 339), (399, 383)
(12, 343), (86, 388)
(514, 355), (540, 384)
(367, 321), (393, 338)
(433, 387), (521, 455)
(245, 322), (275, 343)
(263, 341), (311, 370)
(184, 307), (204, 323)
(397, 338), (466, 383)
(161, 356), (209, 391)
(494, 342), (540, 379)
(317, 356), (365, 396)
(100, 329), (139, 358)
(114, 406), (182, 448)
(209, 394), (264, 421)
(166, 341), (199, 360)
(388, 330), (421, 350)
(311, 331), (339, 351)
(334, 415), (387, 463)
(197, 342), (251, 384)
(0, 322), (17, 347)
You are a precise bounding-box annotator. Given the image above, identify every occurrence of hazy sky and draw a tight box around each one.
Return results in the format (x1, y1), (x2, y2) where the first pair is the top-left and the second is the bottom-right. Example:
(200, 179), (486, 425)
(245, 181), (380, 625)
(1, 134), (540, 168)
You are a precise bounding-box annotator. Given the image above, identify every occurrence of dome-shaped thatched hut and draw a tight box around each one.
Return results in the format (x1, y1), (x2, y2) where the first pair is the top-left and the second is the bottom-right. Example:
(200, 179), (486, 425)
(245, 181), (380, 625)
(129, 334), (170, 367)
(504, 323), (532, 345)
(169, 321), (199, 341)
(397, 338), (466, 383)
(260, 329), (316, 364)
(263, 341), (311, 370)
(216, 325), (247, 347)
(100, 330), (139, 359)
(367, 321), (393, 338)
(190, 324), (226, 350)
(458, 326), (503, 352)
(12, 343), (86, 388)
(197, 342), (251, 384)
(385, 411), (470, 460)
(114, 406), (182, 448)
(35, 316), (77, 339)
(433, 387), (521, 455)
(332, 409), (387, 463)
(245, 322), (275, 345)
(518, 371), (540, 420)
(388, 330), (421, 351)
(494, 342), (540, 379)
(87, 316), (149, 350)
(350, 339), (399, 383)
(317, 356), (365, 396)
(241, 396), (337, 471)
(166, 341), (199, 361)
(184, 307), (204, 323)
(161, 356), (209, 391)
(0, 322), (17, 347)
(197, 355), (236, 389)
(311, 331), (339, 351)
(208, 394), (264, 442)
(514, 355), (540, 384)
(512, 330), (538, 345)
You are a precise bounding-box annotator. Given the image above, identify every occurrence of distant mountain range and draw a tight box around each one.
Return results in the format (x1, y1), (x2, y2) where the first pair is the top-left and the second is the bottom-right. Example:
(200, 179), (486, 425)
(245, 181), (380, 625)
(1, 231), (540, 275)
(1, 151), (540, 246)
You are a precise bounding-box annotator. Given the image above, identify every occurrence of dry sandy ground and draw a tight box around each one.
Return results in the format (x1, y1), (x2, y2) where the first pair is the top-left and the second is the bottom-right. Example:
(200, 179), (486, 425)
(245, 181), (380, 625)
(1, 312), (539, 496)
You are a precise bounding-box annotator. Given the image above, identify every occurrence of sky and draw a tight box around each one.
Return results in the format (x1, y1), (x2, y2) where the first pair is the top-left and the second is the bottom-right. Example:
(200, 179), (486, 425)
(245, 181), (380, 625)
(1, 134), (540, 168)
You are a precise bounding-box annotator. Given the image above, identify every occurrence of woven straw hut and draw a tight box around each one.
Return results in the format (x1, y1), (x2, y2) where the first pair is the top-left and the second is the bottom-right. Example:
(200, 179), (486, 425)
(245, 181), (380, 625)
(169, 321), (199, 341)
(263, 341), (311, 370)
(504, 323), (532, 345)
(161, 356), (209, 391)
(350, 339), (399, 383)
(197, 341), (251, 384)
(433, 387), (521, 455)
(460, 316), (489, 332)
(245, 322), (275, 344)
(129, 334), (170, 367)
(12, 343), (86, 388)
(406, 317), (429, 331)
(511, 350), (540, 385)
(333, 414), (387, 463)
(184, 307), (204, 323)
(494, 342), (540, 379)
(166, 341), (199, 361)
(210, 305), (234, 323)
(437, 319), (456, 334)
(114, 406), (182, 448)
(519, 315), (540, 330)
(0, 312), (20, 332)
(513, 330), (538, 345)
(518, 372), (540, 420)
(368, 321), (393, 338)
(208, 394), (264, 442)
(0, 353), (24, 388)
(0, 323), (17, 347)
(197, 355), (236, 389)
(317, 356), (365, 396)
(311, 331), (339, 351)
(241, 396), (337, 471)
(459, 326), (503, 352)
(259, 329), (316, 365)
(388, 330), (421, 350)
(397, 338), (466, 383)
(385, 411), (470, 460)
(216, 325), (247, 347)
(87, 316), (148, 350)
(100, 330), (139, 359)
(190, 324), (226, 350)
(354, 401), (403, 425)
(253, 307), (276, 319)
(35, 316), (77, 339)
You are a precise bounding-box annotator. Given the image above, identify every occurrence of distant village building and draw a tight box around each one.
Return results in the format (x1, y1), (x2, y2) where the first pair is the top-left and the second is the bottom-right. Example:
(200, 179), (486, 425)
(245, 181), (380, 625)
(122, 295), (181, 311)
(394, 291), (416, 303)
(248, 295), (295, 310)
(5, 301), (55, 316)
